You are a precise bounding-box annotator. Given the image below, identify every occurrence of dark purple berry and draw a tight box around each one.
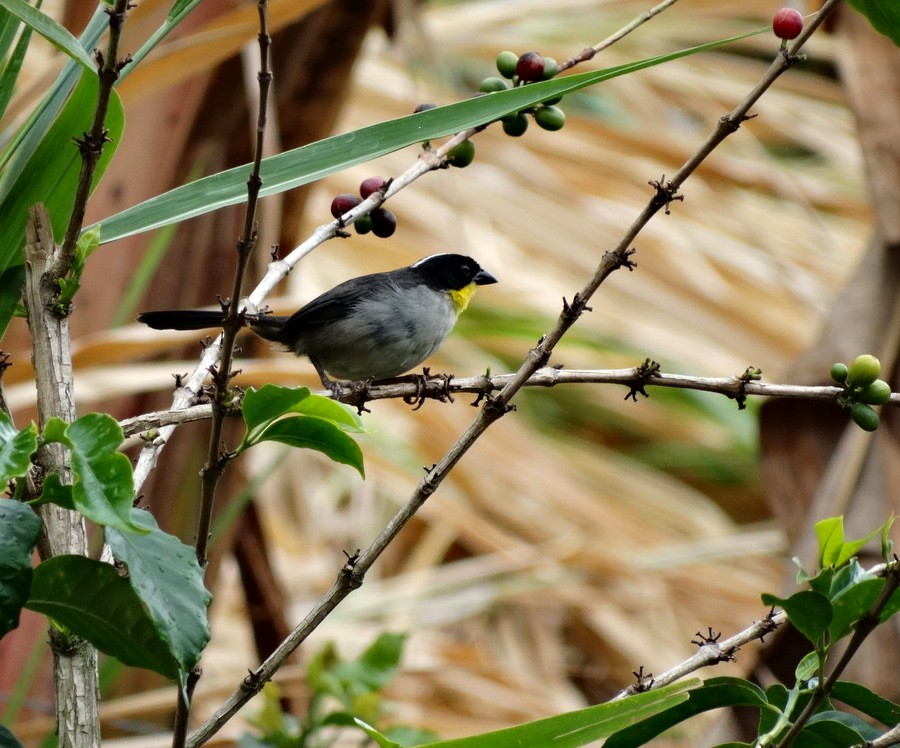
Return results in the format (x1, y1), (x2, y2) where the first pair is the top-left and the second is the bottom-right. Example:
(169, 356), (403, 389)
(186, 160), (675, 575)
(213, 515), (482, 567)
(515, 52), (544, 82)
(370, 208), (397, 238)
(330, 193), (361, 219)
(360, 176), (387, 199)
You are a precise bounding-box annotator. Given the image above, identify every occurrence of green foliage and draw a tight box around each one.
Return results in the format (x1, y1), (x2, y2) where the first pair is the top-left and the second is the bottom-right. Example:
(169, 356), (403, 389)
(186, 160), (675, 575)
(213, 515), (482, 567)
(25, 555), (181, 680)
(847, 0), (900, 46)
(34, 414), (147, 535)
(0, 498), (41, 637)
(238, 385), (366, 477)
(55, 225), (100, 313)
(0, 0), (94, 69)
(0, 411), (36, 485)
(105, 509), (212, 679)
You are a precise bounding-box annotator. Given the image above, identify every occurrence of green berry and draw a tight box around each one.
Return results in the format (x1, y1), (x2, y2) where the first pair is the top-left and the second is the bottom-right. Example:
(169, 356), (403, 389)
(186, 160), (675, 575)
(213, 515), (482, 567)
(354, 214), (373, 235)
(858, 379), (892, 405)
(496, 50), (518, 79)
(541, 57), (558, 80)
(851, 401), (880, 432)
(535, 105), (566, 131)
(830, 362), (848, 383)
(479, 77), (509, 93)
(447, 139), (476, 168)
(847, 354), (881, 388)
(502, 112), (529, 137)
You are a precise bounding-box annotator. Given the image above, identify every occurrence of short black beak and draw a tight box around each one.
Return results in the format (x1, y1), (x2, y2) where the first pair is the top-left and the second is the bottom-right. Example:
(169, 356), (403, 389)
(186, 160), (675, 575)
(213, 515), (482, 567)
(474, 268), (498, 285)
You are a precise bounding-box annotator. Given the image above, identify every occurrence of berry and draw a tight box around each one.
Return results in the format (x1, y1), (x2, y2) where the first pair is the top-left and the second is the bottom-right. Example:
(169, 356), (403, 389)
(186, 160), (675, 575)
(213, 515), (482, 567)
(847, 354), (881, 388)
(858, 379), (892, 406)
(851, 401), (879, 432)
(447, 139), (476, 168)
(773, 8), (803, 41)
(830, 362), (848, 383)
(413, 103), (436, 113)
(479, 77), (509, 93)
(535, 105), (566, 131)
(359, 176), (387, 199)
(515, 51), (544, 82)
(496, 50), (519, 79)
(541, 57), (558, 80)
(370, 208), (397, 238)
(354, 215), (373, 235)
(330, 193), (361, 219)
(502, 112), (529, 137)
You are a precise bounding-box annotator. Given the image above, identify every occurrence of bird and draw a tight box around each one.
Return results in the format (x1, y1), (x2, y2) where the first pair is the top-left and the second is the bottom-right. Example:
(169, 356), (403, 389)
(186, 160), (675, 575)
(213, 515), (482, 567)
(137, 253), (497, 391)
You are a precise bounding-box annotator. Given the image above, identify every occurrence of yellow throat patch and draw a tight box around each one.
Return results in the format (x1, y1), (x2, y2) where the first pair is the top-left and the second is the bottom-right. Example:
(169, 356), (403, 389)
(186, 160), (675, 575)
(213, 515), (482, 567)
(449, 283), (477, 314)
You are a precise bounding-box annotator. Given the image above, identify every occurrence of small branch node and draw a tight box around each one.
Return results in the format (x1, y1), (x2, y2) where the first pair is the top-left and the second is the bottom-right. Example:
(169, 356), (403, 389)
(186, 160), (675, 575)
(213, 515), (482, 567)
(648, 176), (684, 214)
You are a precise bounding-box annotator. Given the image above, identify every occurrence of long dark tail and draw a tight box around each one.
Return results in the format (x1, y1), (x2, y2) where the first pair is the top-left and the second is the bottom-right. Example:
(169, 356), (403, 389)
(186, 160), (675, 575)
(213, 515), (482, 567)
(137, 310), (226, 331)
(137, 309), (289, 343)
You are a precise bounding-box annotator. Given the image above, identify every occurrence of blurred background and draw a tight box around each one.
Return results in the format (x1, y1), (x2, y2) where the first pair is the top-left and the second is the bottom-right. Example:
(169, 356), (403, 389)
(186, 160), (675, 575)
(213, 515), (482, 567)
(1, 0), (897, 745)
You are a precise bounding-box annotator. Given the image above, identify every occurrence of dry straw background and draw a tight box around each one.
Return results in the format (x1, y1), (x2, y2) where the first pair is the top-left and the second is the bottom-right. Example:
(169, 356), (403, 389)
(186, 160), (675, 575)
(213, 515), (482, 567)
(0, 0), (884, 745)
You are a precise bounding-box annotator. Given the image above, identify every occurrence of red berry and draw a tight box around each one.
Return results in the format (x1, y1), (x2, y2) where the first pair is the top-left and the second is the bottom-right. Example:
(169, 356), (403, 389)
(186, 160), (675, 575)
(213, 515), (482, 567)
(772, 8), (803, 40)
(330, 193), (361, 219)
(359, 176), (387, 199)
(370, 208), (397, 238)
(515, 52), (544, 82)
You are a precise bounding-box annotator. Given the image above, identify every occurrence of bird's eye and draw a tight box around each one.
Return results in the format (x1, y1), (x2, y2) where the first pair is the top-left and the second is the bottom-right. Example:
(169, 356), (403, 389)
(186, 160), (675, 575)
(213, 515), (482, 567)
(461, 264), (471, 276)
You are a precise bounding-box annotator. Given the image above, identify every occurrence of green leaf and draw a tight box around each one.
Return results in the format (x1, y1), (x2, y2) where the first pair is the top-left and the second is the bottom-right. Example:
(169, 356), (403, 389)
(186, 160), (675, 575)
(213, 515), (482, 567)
(104, 508), (211, 678)
(26, 555), (180, 680)
(828, 577), (887, 641)
(881, 514), (895, 561)
(846, 0), (900, 47)
(761, 590), (832, 645)
(603, 677), (769, 748)
(0, 69), (124, 339)
(831, 681), (900, 727)
(794, 651), (820, 684)
(240, 384), (312, 444)
(290, 393), (366, 433)
(91, 28), (766, 246)
(333, 632), (406, 692)
(0, 0), (94, 70)
(29, 472), (74, 510)
(0, 498), (41, 637)
(420, 680), (699, 748)
(248, 416), (365, 478)
(816, 516), (845, 568)
(804, 711), (876, 742)
(0, 724), (23, 748)
(351, 718), (401, 748)
(44, 413), (146, 534)
(0, 412), (36, 484)
(0, 5), (34, 123)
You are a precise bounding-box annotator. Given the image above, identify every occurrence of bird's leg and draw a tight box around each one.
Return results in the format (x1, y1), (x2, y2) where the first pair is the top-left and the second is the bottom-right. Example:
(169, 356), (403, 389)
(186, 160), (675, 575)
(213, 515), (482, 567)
(310, 357), (344, 400)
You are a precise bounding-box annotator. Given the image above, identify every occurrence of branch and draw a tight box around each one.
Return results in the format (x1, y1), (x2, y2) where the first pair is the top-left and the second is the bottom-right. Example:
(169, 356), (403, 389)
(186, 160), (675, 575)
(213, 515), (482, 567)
(119, 366), (898, 437)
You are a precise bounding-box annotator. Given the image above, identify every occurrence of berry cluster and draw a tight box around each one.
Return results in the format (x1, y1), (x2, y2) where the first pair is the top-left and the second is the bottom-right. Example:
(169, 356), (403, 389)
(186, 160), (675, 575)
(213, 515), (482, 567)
(831, 354), (893, 432)
(483, 51), (566, 138)
(330, 176), (397, 238)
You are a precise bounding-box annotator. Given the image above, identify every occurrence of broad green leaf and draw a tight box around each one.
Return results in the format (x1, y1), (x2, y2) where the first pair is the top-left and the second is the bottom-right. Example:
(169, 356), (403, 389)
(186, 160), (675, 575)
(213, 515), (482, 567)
(0, 70), (124, 339)
(603, 677), (768, 748)
(248, 416), (364, 478)
(421, 680), (699, 748)
(816, 516), (845, 568)
(240, 384), (312, 444)
(290, 393), (366, 433)
(29, 472), (74, 510)
(831, 681), (900, 727)
(0, 0), (94, 70)
(803, 712), (875, 743)
(26, 555), (180, 680)
(794, 651), (820, 684)
(64, 414), (144, 534)
(351, 719), (400, 748)
(0, 724), (23, 748)
(91, 28), (766, 246)
(105, 509), (211, 678)
(332, 632), (406, 692)
(761, 590), (832, 645)
(0, 498), (41, 637)
(847, 0), (900, 46)
(828, 577), (888, 641)
(0, 412), (36, 484)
